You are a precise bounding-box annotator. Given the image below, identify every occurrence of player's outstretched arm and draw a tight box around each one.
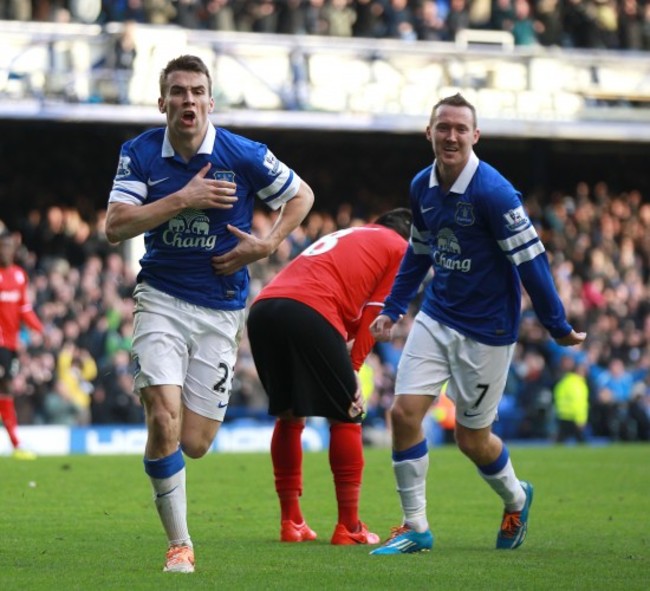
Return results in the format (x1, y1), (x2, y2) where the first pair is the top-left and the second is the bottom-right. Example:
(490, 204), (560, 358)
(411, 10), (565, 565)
(554, 329), (587, 347)
(370, 314), (395, 343)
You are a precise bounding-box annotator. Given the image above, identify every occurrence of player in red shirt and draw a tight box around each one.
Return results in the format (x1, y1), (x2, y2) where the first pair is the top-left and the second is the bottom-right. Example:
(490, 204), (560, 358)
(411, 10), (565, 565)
(247, 208), (411, 545)
(0, 230), (43, 459)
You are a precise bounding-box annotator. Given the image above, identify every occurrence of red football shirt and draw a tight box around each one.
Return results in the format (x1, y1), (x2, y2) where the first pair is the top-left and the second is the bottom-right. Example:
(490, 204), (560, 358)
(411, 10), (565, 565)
(0, 264), (43, 351)
(255, 224), (408, 370)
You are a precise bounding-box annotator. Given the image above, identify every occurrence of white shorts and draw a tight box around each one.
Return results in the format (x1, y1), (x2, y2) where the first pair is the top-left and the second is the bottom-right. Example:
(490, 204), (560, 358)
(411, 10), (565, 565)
(395, 312), (515, 429)
(131, 283), (245, 421)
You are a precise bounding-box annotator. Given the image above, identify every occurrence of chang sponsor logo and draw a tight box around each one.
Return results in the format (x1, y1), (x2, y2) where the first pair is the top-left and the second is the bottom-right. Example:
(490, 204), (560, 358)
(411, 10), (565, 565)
(162, 209), (216, 250)
(433, 228), (472, 272)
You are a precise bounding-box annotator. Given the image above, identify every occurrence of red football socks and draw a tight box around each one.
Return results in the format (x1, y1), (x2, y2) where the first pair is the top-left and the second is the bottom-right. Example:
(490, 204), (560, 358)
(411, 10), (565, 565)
(329, 422), (364, 531)
(271, 419), (305, 524)
(0, 395), (20, 448)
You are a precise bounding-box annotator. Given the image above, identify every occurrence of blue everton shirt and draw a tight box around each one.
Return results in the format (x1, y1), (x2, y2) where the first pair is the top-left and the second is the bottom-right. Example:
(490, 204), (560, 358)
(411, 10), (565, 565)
(382, 152), (572, 346)
(108, 124), (301, 310)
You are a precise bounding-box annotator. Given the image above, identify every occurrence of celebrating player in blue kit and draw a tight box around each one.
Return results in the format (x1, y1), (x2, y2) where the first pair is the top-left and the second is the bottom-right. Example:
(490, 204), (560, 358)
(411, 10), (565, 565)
(105, 54), (313, 573)
(369, 93), (586, 555)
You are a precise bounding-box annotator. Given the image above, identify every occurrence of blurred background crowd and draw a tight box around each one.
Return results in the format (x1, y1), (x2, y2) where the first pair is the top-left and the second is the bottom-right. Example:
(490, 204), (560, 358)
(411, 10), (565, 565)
(2, 0), (650, 51)
(2, 177), (650, 444)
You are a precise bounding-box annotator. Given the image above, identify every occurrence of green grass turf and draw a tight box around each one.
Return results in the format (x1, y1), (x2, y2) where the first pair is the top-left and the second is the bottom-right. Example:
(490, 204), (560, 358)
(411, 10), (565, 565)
(1, 444), (648, 590)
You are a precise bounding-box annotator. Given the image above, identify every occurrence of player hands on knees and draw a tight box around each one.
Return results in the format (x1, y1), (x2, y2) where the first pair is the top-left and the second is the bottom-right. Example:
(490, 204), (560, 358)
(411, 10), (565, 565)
(246, 208), (413, 548)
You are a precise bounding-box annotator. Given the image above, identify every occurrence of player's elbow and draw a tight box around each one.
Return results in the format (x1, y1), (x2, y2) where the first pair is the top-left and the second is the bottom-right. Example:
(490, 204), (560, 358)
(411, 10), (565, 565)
(296, 182), (315, 216)
(105, 223), (123, 245)
(304, 185), (315, 212)
(105, 206), (127, 244)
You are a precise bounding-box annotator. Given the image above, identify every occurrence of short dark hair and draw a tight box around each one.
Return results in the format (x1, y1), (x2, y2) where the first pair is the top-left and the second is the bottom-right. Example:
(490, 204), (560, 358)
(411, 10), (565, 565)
(431, 92), (477, 128)
(159, 55), (212, 97)
(374, 208), (412, 241)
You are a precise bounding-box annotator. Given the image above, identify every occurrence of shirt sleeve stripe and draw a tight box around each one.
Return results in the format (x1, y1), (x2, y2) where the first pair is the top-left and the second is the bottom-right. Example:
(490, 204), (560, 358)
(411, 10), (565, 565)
(366, 301), (385, 308)
(260, 173), (301, 211)
(411, 225), (431, 241)
(497, 225), (539, 250)
(109, 180), (147, 204)
(257, 166), (292, 200)
(109, 191), (144, 205)
(411, 240), (430, 255)
(411, 225), (431, 255)
(507, 240), (546, 265)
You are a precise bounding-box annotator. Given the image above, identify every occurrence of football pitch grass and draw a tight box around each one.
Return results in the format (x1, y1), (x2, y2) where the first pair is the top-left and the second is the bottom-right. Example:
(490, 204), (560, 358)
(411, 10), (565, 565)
(1, 444), (648, 591)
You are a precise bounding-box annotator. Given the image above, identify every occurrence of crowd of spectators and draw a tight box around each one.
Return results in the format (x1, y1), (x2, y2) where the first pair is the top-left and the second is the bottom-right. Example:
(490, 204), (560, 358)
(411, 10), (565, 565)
(2, 0), (650, 50)
(1, 207), (143, 428)
(2, 175), (650, 444)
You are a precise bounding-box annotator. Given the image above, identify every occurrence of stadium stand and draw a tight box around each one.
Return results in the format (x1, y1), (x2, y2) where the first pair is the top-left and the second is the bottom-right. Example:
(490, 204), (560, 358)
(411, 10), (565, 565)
(1, 19), (650, 139)
(2, 185), (650, 443)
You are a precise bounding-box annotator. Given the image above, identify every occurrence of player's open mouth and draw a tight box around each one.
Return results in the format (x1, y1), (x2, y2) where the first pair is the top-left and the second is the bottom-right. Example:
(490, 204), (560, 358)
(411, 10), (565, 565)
(181, 111), (196, 124)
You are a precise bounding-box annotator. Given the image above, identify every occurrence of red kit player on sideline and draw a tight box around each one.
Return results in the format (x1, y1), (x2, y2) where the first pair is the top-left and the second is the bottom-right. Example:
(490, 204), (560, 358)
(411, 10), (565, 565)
(0, 230), (43, 459)
(247, 208), (411, 545)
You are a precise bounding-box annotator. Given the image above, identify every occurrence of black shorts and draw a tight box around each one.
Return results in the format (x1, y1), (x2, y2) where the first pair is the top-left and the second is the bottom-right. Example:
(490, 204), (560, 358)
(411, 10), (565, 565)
(0, 347), (18, 383)
(247, 298), (360, 423)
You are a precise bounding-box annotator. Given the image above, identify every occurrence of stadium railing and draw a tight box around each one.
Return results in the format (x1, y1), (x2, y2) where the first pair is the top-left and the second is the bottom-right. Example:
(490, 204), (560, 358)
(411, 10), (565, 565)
(1, 20), (650, 140)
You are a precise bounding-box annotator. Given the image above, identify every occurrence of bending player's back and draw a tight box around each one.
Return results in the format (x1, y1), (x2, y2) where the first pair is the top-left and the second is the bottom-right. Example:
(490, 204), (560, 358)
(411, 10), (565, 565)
(256, 225), (407, 337)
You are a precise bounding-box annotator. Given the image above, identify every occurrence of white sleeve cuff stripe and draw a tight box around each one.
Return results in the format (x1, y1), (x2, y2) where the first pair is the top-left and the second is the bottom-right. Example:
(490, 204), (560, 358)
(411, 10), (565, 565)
(262, 176), (301, 210)
(498, 225), (539, 250)
(257, 167), (293, 199)
(108, 192), (143, 205)
(411, 226), (431, 241)
(508, 241), (546, 265)
(113, 179), (146, 193)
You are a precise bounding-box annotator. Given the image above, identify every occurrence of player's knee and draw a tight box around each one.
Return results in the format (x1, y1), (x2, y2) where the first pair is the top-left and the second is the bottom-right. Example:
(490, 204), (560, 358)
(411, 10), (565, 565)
(455, 429), (488, 459)
(455, 434), (475, 457)
(180, 437), (211, 459)
(147, 407), (180, 442)
(390, 402), (420, 432)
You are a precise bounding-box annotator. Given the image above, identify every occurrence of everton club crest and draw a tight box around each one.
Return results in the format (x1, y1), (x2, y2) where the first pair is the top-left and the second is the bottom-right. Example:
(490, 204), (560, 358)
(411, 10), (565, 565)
(213, 170), (235, 182)
(455, 202), (475, 226)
